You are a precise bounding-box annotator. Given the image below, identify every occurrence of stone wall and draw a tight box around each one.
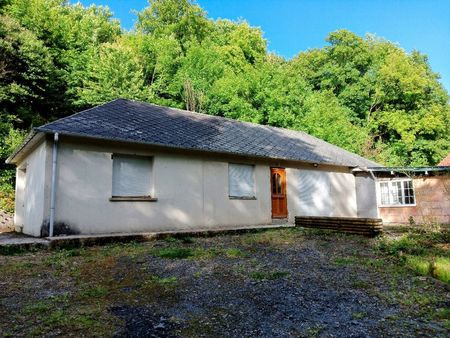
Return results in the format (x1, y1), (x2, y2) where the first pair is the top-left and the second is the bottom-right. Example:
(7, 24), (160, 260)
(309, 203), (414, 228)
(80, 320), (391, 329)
(0, 210), (14, 232)
(379, 176), (450, 225)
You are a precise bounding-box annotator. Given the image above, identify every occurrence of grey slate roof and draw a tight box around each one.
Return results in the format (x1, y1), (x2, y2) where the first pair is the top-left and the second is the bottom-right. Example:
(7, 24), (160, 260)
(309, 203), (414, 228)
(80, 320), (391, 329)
(35, 99), (378, 167)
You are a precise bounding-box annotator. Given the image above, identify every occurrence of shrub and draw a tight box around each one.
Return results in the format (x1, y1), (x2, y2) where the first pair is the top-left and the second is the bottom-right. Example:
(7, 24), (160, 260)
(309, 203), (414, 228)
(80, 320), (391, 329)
(405, 255), (431, 276)
(0, 169), (15, 213)
(433, 257), (450, 283)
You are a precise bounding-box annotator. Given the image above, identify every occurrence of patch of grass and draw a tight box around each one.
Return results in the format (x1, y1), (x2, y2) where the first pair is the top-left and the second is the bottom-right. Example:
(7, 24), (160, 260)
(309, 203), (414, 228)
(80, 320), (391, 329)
(242, 228), (301, 246)
(433, 257), (450, 283)
(149, 276), (178, 285)
(352, 311), (367, 320)
(434, 307), (450, 320)
(23, 301), (52, 315)
(163, 235), (195, 244)
(249, 270), (290, 280)
(377, 230), (450, 284)
(306, 325), (324, 337)
(152, 247), (195, 259)
(80, 286), (108, 298)
(224, 248), (246, 258)
(405, 255), (431, 276)
(0, 245), (38, 256)
(351, 278), (370, 289)
(45, 310), (68, 325)
(360, 258), (385, 268)
(333, 257), (357, 266)
(151, 246), (241, 260)
(444, 320), (450, 330)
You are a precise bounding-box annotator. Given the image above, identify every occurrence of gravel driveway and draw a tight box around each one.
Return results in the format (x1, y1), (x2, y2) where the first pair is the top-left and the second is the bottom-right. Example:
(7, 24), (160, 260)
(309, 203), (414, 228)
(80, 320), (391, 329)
(1, 228), (448, 337)
(107, 230), (449, 337)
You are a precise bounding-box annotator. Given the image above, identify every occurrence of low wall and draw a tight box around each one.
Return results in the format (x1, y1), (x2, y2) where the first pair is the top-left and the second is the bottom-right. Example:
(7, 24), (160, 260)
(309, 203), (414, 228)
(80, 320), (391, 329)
(379, 176), (450, 225)
(0, 210), (14, 232)
(295, 216), (383, 236)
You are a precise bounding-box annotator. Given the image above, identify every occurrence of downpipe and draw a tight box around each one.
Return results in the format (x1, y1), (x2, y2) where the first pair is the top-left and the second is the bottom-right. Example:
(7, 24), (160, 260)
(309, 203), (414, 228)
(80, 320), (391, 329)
(49, 132), (59, 237)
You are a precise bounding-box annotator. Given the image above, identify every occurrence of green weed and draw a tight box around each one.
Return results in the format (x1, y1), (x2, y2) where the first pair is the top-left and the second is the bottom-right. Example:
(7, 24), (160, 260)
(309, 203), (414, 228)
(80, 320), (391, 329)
(23, 301), (52, 315)
(249, 270), (290, 280)
(80, 286), (108, 298)
(352, 312), (367, 319)
(152, 247), (195, 259)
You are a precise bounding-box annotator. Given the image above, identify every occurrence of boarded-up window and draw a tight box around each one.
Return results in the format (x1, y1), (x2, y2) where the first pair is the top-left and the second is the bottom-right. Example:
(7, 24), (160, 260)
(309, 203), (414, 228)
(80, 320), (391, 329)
(112, 155), (152, 197)
(228, 164), (255, 198)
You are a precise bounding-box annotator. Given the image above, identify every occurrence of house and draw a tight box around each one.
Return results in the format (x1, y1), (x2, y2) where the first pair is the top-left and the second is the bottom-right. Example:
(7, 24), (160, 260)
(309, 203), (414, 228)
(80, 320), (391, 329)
(438, 153), (450, 166)
(370, 159), (450, 225)
(6, 99), (380, 237)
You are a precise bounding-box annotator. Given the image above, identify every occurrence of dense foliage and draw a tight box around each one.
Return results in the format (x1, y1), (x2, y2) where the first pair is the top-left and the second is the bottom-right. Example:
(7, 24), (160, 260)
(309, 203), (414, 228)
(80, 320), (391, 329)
(1, 0), (449, 173)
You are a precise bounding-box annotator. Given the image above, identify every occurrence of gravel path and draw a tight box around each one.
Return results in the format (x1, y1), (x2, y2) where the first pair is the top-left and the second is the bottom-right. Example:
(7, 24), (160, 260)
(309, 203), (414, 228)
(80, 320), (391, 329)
(110, 232), (449, 338)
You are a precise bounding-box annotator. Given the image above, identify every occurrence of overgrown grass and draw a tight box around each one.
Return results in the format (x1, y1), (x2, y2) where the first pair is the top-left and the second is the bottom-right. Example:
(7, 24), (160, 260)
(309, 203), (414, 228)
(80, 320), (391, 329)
(377, 229), (450, 284)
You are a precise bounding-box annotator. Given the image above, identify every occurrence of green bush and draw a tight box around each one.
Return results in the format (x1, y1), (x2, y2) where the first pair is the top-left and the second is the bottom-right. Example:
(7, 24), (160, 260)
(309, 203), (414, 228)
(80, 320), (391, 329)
(378, 231), (450, 284)
(0, 169), (15, 213)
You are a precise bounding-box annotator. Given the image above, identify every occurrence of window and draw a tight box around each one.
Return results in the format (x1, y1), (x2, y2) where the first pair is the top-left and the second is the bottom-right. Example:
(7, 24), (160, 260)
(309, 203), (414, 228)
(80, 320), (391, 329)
(112, 154), (153, 197)
(272, 172), (282, 194)
(378, 180), (415, 207)
(228, 163), (255, 198)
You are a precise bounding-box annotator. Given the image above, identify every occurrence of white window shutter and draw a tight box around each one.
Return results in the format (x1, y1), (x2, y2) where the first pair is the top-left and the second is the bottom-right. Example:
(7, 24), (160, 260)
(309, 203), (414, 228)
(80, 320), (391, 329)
(112, 155), (152, 196)
(229, 164), (255, 197)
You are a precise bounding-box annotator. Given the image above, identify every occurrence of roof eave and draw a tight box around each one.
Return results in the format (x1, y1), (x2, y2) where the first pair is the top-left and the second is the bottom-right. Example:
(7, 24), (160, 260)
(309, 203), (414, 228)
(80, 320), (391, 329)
(37, 129), (370, 169)
(5, 130), (46, 165)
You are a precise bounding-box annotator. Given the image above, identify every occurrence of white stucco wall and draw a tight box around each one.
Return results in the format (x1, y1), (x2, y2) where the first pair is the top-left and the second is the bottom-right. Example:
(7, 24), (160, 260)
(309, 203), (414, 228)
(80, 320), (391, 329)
(287, 168), (357, 222)
(14, 140), (50, 236)
(14, 135), (372, 236)
(53, 140), (273, 234)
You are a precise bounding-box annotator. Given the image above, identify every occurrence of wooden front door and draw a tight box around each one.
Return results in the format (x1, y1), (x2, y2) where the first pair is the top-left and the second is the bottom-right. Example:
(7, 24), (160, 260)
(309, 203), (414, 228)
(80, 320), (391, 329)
(271, 168), (288, 218)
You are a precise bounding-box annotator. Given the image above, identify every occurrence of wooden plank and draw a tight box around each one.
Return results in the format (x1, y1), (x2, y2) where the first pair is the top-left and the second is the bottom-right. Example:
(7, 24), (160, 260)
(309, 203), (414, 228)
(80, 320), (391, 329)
(294, 215), (383, 236)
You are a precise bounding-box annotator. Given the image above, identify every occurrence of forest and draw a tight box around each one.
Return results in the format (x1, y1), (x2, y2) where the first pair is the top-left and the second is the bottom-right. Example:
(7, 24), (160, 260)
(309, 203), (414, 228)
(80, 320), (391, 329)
(1, 0), (449, 210)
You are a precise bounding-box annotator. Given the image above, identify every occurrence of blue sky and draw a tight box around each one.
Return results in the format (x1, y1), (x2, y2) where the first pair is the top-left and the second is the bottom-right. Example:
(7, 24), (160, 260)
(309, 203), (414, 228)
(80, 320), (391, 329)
(77, 0), (450, 91)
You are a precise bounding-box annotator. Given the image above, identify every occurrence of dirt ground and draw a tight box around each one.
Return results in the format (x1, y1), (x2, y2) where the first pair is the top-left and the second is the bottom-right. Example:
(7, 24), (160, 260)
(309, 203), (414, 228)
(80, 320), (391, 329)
(0, 228), (448, 337)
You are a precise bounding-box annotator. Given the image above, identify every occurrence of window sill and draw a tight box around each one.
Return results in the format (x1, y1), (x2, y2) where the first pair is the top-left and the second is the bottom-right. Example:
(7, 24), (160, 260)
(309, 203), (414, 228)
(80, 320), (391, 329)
(379, 204), (416, 208)
(229, 196), (257, 200)
(109, 196), (158, 202)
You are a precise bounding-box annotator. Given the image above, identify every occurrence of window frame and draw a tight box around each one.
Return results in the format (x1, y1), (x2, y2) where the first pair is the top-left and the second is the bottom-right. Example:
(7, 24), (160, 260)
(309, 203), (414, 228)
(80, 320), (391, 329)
(377, 179), (416, 208)
(228, 163), (257, 200)
(110, 153), (157, 202)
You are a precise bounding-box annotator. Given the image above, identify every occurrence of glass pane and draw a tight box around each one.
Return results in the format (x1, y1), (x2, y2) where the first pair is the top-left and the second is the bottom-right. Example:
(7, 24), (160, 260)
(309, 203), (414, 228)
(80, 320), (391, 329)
(403, 180), (415, 205)
(277, 173), (282, 194)
(272, 174), (277, 194)
(380, 182), (389, 205)
(390, 181), (403, 205)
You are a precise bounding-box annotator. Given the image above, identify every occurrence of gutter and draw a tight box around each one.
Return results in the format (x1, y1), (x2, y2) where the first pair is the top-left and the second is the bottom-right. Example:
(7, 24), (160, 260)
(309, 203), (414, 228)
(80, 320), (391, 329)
(49, 133), (59, 237)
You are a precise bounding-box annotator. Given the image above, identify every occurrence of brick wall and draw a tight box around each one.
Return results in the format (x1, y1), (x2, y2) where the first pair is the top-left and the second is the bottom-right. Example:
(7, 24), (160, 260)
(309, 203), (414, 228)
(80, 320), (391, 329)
(379, 176), (450, 225)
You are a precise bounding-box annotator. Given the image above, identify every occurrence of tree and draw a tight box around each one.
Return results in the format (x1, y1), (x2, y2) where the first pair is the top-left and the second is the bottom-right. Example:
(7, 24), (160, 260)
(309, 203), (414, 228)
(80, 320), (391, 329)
(0, 14), (56, 126)
(137, 0), (211, 51)
(0, 0), (449, 168)
(75, 41), (151, 106)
